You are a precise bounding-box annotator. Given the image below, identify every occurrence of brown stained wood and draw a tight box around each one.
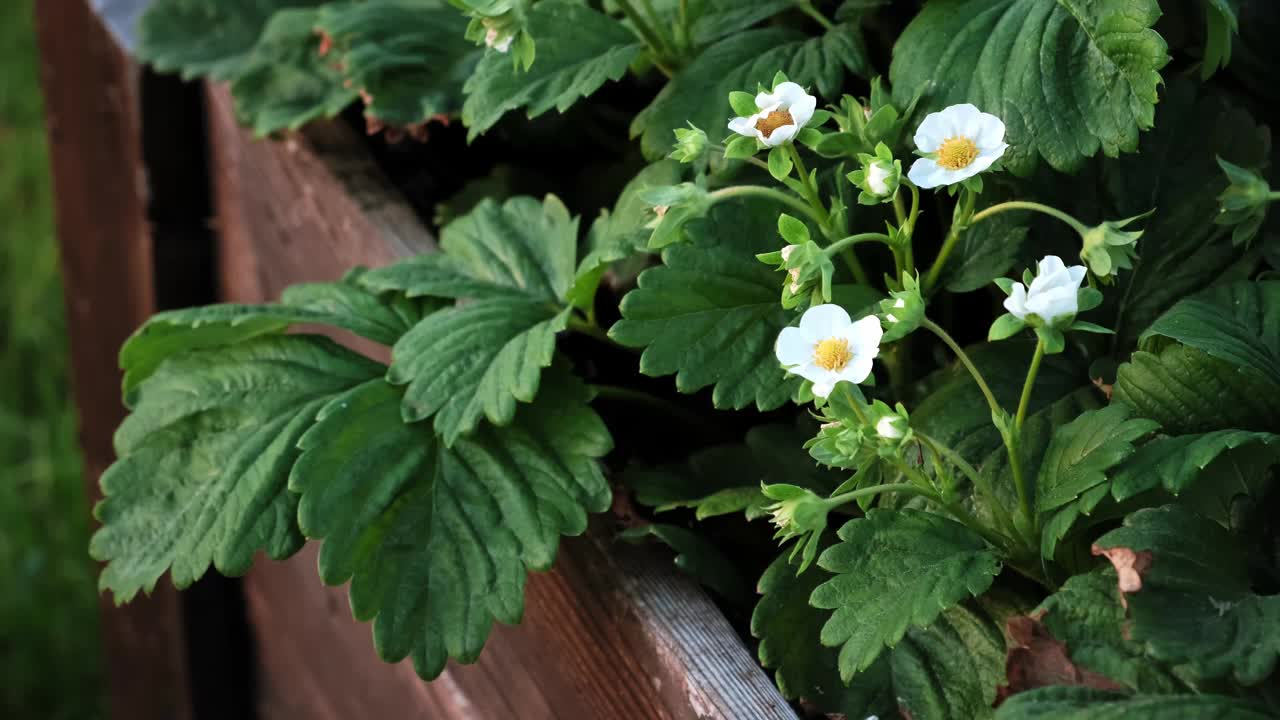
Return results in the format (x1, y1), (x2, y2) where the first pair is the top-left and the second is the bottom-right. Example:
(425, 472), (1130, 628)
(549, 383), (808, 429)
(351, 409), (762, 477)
(33, 3), (193, 720)
(206, 82), (798, 720)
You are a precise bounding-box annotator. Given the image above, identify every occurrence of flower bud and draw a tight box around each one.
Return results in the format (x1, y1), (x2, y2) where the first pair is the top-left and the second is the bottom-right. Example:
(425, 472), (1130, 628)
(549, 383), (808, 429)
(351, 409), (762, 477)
(1215, 157), (1273, 246)
(1079, 211), (1151, 283)
(875, 414), (906, 440)
(847, 142), (901, 205)
(878, 273), (924, 342)
(669, 124), (709, 165)
(999, 255), (1087, 330)
(757, 240), (834, 309)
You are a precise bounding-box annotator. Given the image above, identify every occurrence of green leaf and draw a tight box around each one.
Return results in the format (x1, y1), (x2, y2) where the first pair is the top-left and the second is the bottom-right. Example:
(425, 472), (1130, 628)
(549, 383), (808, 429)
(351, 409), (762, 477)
(689, 0), (794, 45)
(813, 509), (1002, 679)
(891, 0), (1168, 175)
(609, 198), (805, 410)
(890, 601), (1008, 720)
(1095, 504), (1280, 684)
(90, 336), (385, 602)
(1110, 430), (1279, 501)
(290, 365), (611, 679)
(1202, 0), (1239, 79)
(1107, 82), (1270, 348)
(943, 214), (1029, 293)
(619, 524), (748, 601)
(1035, 405), (1160, 513)
(229, 8), (359, 135)
(1036, 568), (1185, 693)
(461, 0), (642, 138)
(995, 687), (1272, 720)
(767, 145), (793, 181)
(315, 0), (481, 126)
(1113, 345), (1280, 434)
(1141, 281), (1280, 384)
(120, 271), (421, 404)
(752, 547), (894, 716)
(136, 0), (323, 81)
(362, 196), (580, 442)
(632, 25), (869, 159)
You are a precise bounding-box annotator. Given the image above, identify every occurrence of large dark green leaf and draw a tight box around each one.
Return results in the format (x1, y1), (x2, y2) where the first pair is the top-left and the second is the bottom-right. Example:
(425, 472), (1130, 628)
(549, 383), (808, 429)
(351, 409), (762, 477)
(290, 365), (611, 679)
(461, 0), (642, 138)
(1141, 281), (1280, 384)
(1110, 430), (1279, 501)
(1113, 345), (1280, 434)
(609, 199), (805, 410)
(136, 0), (323, 81)
(996, 687), (1272, 719)
(91, 336), (385, 601)
(891, 600), (1008, 720)
(890, 0), (1168, 175)
(813, 509), (1002, 679)
(1095, 505), (1280, 685)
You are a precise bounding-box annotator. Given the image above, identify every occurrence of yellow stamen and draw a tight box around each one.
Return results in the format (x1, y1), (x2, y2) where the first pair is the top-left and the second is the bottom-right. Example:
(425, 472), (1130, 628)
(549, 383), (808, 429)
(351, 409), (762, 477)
(937, 136), (979, 171)
(813, 338), (852, 371)
(755, 109), (794, 139)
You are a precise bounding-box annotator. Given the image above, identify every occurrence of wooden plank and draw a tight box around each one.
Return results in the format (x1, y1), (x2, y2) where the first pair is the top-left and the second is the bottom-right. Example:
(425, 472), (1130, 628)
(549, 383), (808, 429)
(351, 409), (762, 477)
(206, 82), (798, 720)
(33, 3), (194, 720)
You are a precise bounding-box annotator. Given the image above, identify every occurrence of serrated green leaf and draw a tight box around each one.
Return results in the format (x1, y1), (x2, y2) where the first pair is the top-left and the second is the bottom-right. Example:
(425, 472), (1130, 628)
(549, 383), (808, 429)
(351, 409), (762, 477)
(1036, 405), (1159, 514)
(752, 547), (894, 716)
(995, 687), (1271, 719)
(316, 0), (481, 126)
(1141, 281), (1280, 384)
(229, 8), (359, 135)
(290, 365), (610, 679)
(1113, 345), (1280, 434)
(943, 213), (1029, 294)
(813, 509), (1002, 679)
(890, 0), (1169, 175)
(1095, 505), (1280, 684)
(689, 0), (793, 45)
(119, 271), (425, 398)
(1036, 568), (1185, 693)
(619, 524), (747, 601)
(90, 335), (385, 602)
(632, 25), (869, 159)
(136, 0), (323, 81)
(609, 198), (804, 410)
(461, 0), (641, 138)
(890, 601), (1007, 720)
(1107, 82), (1270, 348)
(1110, 430), (1279, 501)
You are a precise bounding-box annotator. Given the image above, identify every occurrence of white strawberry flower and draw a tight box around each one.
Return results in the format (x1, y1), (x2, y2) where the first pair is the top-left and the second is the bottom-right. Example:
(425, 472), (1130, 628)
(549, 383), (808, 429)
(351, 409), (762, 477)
(1004, 255), (1088, 327)
(907, 104), (1008, 189)
(484, 27), (513, 52)
(775, 304), (882, 398)
(727, 81), (817, 148)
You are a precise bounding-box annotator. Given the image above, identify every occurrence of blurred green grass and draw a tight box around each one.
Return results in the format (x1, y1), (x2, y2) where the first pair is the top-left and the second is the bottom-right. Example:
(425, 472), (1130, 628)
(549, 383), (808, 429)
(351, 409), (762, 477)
(0, 2), (103, 718)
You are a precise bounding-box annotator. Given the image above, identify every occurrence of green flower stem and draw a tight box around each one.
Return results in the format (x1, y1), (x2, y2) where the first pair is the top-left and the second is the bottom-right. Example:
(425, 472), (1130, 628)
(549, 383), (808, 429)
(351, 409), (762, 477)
(636, 0), (678, 56)
(838, 384), (872, 426)
(894, 460), (1013, 550)
(709, 185), (825, 226)
(823, 482), (937, 510)
(904, 183), (920, 275)
(785, 143), (870, 285)
(793, 0), (835, 30)
(676, 0), (692, 55)
(708, 144), (771, 173)
(590, 383), (707, 430)
(1015, 337), (1045, 433)
(968, 200), (1089, 235)
(922, 189), (975, 293)
(825, 232), (891, 256)
(919, 318), (1002, 418)
(616, 0), (676, 70)
(916, 431), (1017, 540)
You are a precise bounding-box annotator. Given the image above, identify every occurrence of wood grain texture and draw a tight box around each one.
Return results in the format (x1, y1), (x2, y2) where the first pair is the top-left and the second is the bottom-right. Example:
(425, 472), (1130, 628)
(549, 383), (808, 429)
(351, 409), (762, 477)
(34, 3), (193, 720)
(206, 82), (798, 720)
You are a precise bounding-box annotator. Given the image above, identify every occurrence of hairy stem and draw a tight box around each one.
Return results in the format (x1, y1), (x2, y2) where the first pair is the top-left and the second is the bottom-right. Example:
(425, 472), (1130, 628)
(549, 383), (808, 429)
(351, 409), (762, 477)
(826, 232), (892, 256)
(786, 143), (870, 284)
(793, 0), (835, 30)
(969, 200), (1089, 236)
(1015, 337), (1046, 433)
(617, 0), (675, 69)
(923, 189), (975, 292)
(709, 185), (824, 225)
(919, 317), (1002, 418)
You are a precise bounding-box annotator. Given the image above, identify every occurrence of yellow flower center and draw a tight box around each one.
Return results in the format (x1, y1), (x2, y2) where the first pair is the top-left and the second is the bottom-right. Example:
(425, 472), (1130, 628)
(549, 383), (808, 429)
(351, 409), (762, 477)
(813, 338), (852, 371)
(937, 136), (979, 171)
(755, 109), (795, 139)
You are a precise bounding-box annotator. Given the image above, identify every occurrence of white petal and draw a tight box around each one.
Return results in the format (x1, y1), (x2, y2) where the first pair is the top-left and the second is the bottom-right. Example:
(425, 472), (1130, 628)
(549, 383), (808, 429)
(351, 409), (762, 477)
(1066, 264), (1088, 287)
(1026, 286), (1077, 322)
(788, 93), (817, 128)
(945, 103), (983, 138)
(966, 152), (1000, 175)
(867, 162), (892, 195)
(913, 111), (952, 152)
(974, 113), (1007, 149)
(840, 355), (874, 385)
(1037, 255), (1068, 278)
(799, 303), (851, 338)
(845, 315), (884, 356)
(907, 158), (946, 188)
(1003, 283), (1029, 320)
(772, 82), (810, 108)
(728, 115), (759, 138)
(762, 123), (799, 147)
(755, 88), (784, 110)
(811, 378), (836, 399)
(776, 327), (813, 367)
